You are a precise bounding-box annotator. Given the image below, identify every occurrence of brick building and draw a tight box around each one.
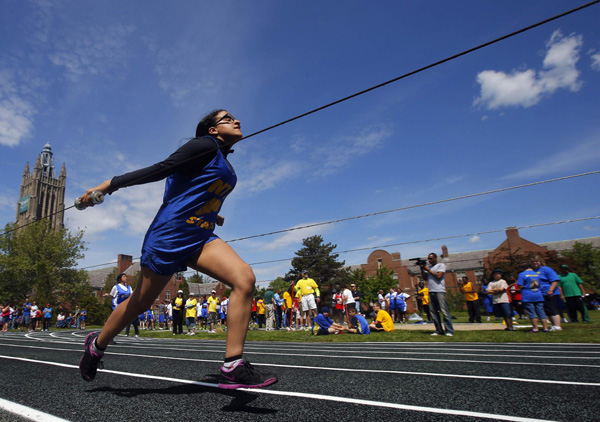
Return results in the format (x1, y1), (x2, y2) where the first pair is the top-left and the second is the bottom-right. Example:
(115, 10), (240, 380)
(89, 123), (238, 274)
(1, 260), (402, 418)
(358, 228), (600, 313)
(87, 254), (227, 306)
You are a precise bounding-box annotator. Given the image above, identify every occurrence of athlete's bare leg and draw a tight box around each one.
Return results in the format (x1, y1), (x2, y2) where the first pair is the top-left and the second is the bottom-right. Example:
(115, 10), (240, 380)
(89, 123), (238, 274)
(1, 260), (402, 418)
(188, 238), (254, 359)
(96, 268), (172, 348)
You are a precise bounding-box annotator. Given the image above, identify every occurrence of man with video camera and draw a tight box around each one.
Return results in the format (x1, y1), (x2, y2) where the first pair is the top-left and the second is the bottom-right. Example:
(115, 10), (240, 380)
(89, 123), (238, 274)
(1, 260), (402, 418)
(419, 253), (454, 336)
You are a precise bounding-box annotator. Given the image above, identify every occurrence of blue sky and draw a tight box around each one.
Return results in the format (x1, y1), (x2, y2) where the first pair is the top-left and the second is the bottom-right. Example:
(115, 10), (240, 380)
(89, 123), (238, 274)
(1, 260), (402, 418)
(1, 0), (599, 285)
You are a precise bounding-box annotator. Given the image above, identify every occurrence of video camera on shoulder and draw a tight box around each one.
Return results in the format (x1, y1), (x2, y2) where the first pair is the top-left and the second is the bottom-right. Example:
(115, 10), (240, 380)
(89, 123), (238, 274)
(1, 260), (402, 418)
(409, 257), (427, 267)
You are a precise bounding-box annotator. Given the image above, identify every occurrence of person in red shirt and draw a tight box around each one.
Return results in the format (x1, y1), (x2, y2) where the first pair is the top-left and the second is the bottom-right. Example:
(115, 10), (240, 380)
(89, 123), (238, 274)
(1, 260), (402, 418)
(508, 276), (525, 319)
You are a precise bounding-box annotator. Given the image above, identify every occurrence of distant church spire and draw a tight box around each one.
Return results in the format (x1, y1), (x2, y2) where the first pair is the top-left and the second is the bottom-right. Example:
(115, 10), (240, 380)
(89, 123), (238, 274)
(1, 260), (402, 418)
(16, 143), (66, 232)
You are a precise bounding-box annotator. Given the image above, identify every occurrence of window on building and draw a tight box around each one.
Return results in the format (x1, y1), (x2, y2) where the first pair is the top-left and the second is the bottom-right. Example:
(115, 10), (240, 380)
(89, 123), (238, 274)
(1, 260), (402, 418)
(474, 270), (484, 282)
(455, 271), (466, 280)
(165, 290), (170, 301)
(377, 258), (383, 269)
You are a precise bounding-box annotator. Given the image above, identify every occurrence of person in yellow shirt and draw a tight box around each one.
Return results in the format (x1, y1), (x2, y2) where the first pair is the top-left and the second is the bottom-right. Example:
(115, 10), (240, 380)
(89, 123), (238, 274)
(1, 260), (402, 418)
(282, 287), (292, 331)
(459, 276), (481, 323)
(185, 293), (198, 335)
(172, 290), (184, 335)
(417, 282), (430, 323)
(369, 302), (395, 332)
(295, 270), (320, 329)
(256, 297), (265, 329)
(206, 290), (220, 333)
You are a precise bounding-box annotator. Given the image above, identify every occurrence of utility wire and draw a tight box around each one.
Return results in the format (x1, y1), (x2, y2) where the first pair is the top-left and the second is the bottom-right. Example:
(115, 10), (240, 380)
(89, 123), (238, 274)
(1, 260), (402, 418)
(245, 216), (600, 266)
(2, 1), (597, 238)
(226, 170), (600, 243)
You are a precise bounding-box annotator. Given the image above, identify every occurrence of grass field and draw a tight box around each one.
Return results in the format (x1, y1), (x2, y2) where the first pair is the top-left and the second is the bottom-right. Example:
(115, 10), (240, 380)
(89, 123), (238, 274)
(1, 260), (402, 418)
(85, 310), (600, 344)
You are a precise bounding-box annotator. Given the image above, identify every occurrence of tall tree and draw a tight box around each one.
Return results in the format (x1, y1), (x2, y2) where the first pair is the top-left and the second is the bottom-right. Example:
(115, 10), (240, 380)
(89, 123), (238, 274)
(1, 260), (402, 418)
(562, 242), (600, 292)
(0, 220), (90, 306)
(286, 235), (351, 289)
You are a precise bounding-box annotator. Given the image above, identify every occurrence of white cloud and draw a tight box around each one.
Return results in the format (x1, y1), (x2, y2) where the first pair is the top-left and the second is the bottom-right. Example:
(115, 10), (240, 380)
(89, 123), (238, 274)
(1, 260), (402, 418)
(259, 222), (333, 251)
(591, 53), (600, 71)
(469, 235), (481, 244)
(48, 24), (136, 80)
(315, 125), (391, 176)
(502, 134), (600, 180)
(0, 96), (36, 147)
(236, 160), (300, 194)
(474, 31), (583, 110)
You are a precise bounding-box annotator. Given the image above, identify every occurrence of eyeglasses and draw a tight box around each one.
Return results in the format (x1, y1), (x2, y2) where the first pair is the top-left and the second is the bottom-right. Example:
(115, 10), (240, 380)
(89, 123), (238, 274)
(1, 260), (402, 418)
(214, 113), (237, 125)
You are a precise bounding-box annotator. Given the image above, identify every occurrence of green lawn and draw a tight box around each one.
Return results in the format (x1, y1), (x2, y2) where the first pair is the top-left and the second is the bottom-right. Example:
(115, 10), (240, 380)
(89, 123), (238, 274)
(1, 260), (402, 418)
(85, 310), (600, 343)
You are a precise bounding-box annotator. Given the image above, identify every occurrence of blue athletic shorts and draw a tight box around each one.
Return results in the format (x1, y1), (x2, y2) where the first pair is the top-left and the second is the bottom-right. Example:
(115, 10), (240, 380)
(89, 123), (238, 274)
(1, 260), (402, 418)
(140, 233), (219, 276)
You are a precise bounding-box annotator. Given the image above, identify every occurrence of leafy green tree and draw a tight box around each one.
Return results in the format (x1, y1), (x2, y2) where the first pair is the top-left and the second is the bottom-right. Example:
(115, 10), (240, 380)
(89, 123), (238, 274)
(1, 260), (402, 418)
(0, 220), (90, 306)
(359, 266), (397, 306)
(562, 242), (600, 292)
(285, 235), (351, 289)
(269, 276), (290, 293)
(187, 272), (206, 284)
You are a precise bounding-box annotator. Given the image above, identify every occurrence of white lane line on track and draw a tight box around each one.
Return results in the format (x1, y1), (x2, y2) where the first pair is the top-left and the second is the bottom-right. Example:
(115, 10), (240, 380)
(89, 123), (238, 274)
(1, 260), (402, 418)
(6, 336), (599, 361)
(2, 340), (600, 369)
(1, 345), (600, 386)
(0, 397), (70, 422)
(0, 354), (556, 422)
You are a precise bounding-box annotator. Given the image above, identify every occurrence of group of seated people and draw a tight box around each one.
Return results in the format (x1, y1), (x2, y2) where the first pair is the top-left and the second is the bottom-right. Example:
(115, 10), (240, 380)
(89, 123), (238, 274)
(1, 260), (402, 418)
(312, 302), (395, 336)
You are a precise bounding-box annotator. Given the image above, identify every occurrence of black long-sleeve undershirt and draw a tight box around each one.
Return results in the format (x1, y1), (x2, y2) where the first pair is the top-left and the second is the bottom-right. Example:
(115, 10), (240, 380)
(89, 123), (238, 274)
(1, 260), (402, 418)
(109, 137), (232, 192)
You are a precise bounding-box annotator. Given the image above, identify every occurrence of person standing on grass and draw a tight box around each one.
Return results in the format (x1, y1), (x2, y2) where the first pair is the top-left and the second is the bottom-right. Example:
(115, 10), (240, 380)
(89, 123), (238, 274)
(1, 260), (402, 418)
(419, 253), (454, 337)
(171, 290), (184, 335)
(517, 262), (549, 333)
(459, 276), (481, 323)
(263, 286), (275, 331)
(416, 282), (431, 323)
(185, 293), (197, 335)
(531, 256), (562, 332)
(207, 290), (220, 333)
(78, 110), (276, 389)
(558, 265), (590, 323)
(486, 270), (514, 331)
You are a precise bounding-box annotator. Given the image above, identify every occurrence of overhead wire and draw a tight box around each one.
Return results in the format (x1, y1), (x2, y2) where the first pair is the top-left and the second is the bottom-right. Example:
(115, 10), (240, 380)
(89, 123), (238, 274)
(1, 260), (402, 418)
(2, 1), (598, 238)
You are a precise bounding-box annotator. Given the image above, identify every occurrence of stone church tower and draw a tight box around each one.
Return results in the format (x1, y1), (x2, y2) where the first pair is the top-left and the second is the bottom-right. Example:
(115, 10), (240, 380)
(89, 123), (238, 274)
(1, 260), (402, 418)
(16, 143), (66, 231)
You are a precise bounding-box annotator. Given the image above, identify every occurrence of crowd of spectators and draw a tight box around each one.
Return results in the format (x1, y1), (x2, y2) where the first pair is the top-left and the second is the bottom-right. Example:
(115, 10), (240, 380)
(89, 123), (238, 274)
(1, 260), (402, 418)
(0, 299), (88, 332)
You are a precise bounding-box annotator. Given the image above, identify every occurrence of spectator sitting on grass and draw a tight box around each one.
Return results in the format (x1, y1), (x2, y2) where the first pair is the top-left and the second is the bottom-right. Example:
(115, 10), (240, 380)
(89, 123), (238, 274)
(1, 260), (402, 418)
(369, 302), (395, 332)
(345, 307), (370, 335)
(312, 307), (345, 336)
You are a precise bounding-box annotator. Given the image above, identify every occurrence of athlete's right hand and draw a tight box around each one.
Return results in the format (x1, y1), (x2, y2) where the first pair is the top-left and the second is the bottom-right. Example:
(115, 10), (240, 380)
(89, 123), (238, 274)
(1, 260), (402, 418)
(79, 179), (111, 207)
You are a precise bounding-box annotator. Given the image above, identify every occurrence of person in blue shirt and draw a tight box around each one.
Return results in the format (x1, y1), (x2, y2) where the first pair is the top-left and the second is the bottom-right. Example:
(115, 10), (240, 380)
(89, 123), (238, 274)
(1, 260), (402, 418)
(78, 110), (277, 389)
(312, 307), (345, 336)
(42, 304), (52, 332)
(517, 262), (549, 333)
(531, 256), (562, 331)
(79, 308), (87, 330)
(22, 300), (31, 332)
(346, 307), (370, 335)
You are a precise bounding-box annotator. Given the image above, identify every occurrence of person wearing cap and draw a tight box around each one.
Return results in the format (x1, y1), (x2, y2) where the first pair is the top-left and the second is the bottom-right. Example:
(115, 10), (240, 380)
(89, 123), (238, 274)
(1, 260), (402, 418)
(295, 270), (320, 329)
(207, 290), (219, 333)
(558, 265), (590, 323)
(172, 290), (184, 335)
(487, 269), (514, 331)
(459, 276), (481, 323)
(185, 293), (198, 335)
(312, 307), (344, 336)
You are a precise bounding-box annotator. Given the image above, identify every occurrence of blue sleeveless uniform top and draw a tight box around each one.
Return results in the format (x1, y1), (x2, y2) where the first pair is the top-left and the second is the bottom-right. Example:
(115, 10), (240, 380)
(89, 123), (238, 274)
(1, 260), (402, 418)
(115, 283), (132, 308)
(141, 136), (237, 275)
(395, 293), (405, 308)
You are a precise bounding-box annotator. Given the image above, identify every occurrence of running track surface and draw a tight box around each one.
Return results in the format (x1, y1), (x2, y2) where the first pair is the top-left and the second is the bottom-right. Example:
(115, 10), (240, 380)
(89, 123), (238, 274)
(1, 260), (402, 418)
(1, 330), (599, 422)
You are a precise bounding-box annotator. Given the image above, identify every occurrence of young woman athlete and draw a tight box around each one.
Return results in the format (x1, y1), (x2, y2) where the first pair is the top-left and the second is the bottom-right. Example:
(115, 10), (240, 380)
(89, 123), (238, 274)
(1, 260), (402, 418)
(78, 110), (277, 389)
